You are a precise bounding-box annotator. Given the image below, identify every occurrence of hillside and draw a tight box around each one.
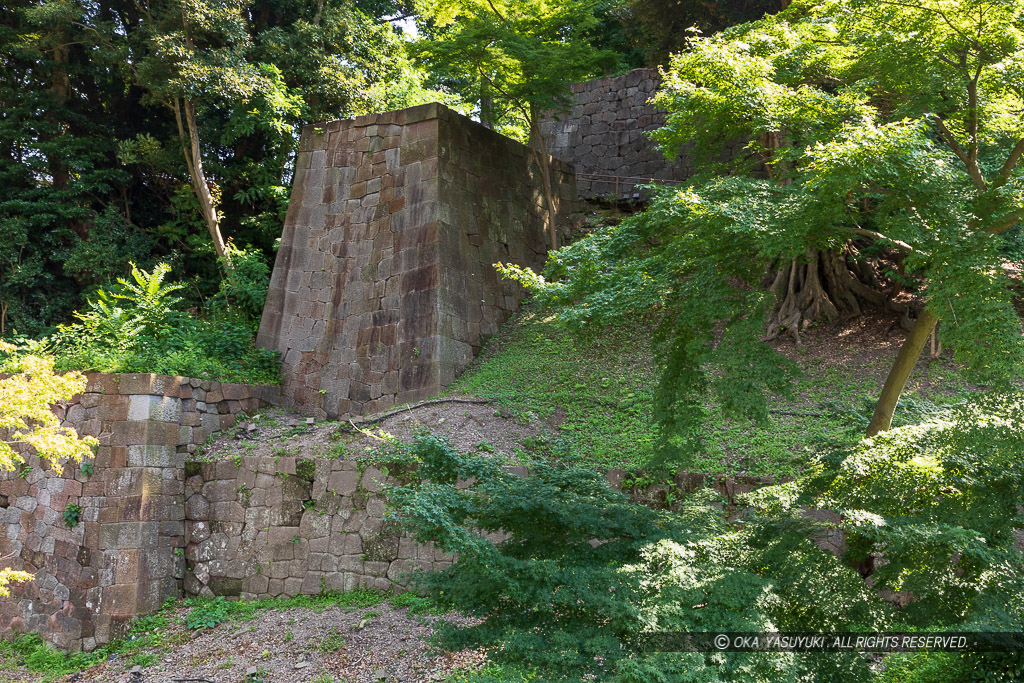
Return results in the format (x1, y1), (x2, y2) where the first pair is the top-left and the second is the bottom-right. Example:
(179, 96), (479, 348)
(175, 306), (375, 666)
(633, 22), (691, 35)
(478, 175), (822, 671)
(0, 303), (1012, 683)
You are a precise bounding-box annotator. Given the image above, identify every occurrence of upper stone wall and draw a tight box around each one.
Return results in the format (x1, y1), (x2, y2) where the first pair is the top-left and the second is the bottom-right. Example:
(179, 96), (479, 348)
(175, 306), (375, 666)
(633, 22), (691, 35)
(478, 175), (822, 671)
(257, 103), (576, 419)
(538, 68), (686, 198)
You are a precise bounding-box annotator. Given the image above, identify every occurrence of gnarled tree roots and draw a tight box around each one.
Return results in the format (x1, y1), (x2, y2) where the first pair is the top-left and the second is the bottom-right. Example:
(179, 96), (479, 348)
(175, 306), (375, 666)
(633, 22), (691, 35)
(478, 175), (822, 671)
(764, 243), (917, 346)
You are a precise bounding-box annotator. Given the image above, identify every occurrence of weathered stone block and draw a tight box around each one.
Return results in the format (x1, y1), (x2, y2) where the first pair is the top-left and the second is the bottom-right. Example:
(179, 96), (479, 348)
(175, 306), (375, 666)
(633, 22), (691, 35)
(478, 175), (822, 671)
(257, 103), (575, 420)
(126, 445), (182, 469)
(127, 394), (182, 423)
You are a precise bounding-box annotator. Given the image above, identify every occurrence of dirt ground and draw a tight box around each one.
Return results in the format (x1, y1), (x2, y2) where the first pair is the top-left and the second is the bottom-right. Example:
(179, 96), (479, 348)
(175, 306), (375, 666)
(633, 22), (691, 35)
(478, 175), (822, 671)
(2, 601), (485, 683)
(196, 397), (552, 466)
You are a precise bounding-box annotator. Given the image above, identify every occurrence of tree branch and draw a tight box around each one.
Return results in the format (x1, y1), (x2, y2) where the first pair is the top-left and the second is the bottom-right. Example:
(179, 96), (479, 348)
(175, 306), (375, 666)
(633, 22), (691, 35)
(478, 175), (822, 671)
(876, 0), (989, 57)
(984, 213), (1021, 236)
(992, 137), (1024, 189)
(967, 60), (983, 167)
(932, 116), (987, 190)
(840, 226), (920, 255)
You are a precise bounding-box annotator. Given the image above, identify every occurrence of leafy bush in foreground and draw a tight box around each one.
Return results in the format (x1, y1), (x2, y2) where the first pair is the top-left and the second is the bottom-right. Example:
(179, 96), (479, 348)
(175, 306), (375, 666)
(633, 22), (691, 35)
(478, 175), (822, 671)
(388, 435), (879, 681)
(389, 393), (1024, 681)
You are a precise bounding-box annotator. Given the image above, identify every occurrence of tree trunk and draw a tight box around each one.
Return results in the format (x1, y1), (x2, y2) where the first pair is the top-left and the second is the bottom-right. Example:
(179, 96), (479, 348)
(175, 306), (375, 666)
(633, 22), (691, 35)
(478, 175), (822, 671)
(529, 107), (559, 251)
(173, 97), (230, 262)
(176, 9), (230, 266)
(480, 80), (495, 130)
(866, 308), (938, 436)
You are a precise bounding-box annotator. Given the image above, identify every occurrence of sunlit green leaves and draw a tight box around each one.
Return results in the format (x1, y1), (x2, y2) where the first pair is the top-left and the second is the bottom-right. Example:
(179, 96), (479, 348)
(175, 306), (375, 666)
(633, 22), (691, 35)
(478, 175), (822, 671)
(412, 0), (619, 131)
(509, 0), (1024, 456)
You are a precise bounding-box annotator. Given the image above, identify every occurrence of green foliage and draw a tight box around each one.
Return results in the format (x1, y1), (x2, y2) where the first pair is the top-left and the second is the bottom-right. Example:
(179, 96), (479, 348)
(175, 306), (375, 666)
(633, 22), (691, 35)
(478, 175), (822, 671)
(0, 632), (100, 677)
(448, 310), (661, 468)
(392, 414), (1023, 681)
(68, 263), (183, 350)
(61, 503), (82, 529)
(211, 245), (271, 324)
(446, 664), (538, 682)
(295, 458), (317, 481)
(810, 393), (1024, 631)
(498, 181), (801, 464)
(413, 0), (619, 140)
(389, 434), (884, 681)
(388, 590), (442, 615)
(878, 650), (1024, 683)
(0, 344), (96, 480)
(46, 261), (279, 384)
(449, 306), (973, 475)
(0, 0), (436, 335)
(616, 0), (781, 67)
(389, 433), (668, 678)
(185, 596), (231, 629)
(182, 587), (388, 623)
(504, 0), (1024, 454)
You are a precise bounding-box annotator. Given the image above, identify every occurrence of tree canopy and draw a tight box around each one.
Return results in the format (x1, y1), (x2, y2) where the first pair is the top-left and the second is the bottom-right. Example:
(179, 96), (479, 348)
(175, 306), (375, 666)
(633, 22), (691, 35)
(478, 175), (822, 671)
(412, 0), (620, 249)
(0, 0), (433, 336)
(503, 0), (1024, 452)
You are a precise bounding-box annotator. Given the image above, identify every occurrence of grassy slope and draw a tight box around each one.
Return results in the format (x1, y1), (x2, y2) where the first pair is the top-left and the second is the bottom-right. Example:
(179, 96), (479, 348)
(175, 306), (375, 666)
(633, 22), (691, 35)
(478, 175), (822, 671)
(449, 307), (974, 477)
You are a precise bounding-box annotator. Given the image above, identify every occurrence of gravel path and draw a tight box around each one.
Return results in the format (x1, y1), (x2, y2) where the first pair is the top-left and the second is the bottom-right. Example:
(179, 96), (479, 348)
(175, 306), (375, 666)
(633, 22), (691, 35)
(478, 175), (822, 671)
(1, 602), (485, 683)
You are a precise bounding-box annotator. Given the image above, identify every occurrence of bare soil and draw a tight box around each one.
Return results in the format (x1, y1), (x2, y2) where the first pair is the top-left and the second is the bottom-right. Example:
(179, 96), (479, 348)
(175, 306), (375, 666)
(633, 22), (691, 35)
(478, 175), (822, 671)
(197, 397), (552, 466)
(2, 602), (484, 683)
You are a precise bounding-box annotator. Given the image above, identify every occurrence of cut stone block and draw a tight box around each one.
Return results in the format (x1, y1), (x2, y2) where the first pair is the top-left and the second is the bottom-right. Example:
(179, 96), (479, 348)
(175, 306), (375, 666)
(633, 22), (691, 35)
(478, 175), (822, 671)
(258, 103), (578, 419)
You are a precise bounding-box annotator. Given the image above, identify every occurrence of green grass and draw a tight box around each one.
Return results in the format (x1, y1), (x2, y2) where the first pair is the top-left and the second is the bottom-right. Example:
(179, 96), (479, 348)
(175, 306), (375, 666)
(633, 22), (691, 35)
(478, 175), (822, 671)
(446, 663), (538, 682)
(181, 587), (389, 626)
(449, 311), (659, 469)
(449, 308), (977, 476)
(388, 591), (443, 615)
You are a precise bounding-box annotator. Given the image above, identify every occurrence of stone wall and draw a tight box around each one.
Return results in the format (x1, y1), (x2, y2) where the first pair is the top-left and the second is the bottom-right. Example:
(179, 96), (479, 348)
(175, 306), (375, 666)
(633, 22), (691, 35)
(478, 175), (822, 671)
(256, 102), (577, 420)
(181, 462), (817, 603)
(0, 373), (276, 651)
(538, 68), (687, 199)
(183, 457), (452, 600)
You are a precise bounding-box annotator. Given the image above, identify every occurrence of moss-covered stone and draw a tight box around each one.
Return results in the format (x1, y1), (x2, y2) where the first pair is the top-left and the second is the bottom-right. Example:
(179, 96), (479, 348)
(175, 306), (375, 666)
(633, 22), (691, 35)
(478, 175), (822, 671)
(362, 520), (401, 562)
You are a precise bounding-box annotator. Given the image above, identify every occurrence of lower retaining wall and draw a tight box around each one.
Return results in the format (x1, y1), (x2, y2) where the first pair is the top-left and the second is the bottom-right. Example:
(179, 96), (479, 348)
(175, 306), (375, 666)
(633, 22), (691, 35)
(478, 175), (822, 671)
(0, 373), (277, 652)
(183, 457), (451, 599)
(181, 461), (807, 603)
(0, 372), (838, 653)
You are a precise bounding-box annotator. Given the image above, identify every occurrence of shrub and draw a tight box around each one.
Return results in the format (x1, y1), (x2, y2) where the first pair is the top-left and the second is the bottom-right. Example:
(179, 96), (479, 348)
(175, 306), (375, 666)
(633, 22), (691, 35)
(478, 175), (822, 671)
(185, 596), (230, 629)
(211, 245), (271, 324)
(388, 435), (878, 681)
(45, 261), (279, 384)
(391, 396), (1024, 682)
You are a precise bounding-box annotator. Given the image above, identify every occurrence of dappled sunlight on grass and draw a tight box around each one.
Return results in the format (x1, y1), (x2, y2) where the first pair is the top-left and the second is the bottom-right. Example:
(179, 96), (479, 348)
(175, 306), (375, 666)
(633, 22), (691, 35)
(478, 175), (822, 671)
(451, 307), (978, 476)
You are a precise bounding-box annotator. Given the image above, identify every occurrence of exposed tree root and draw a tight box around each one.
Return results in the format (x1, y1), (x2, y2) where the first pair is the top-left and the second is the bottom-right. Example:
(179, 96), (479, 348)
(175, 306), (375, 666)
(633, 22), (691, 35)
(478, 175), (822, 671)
(341, 398), (494, 431)
(764, 242), (916, 345)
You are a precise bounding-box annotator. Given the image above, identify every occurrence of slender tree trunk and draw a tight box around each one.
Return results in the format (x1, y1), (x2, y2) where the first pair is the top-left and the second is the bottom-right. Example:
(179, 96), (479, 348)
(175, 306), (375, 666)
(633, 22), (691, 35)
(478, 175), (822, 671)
(176, 9), (230, 265)
(173, 97), (229, 262)
(529, 107), (559, 251)
(866, 308), (938, 436)
(480, 80), (494, 130)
